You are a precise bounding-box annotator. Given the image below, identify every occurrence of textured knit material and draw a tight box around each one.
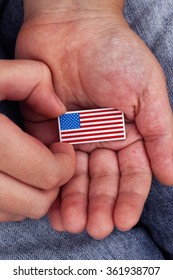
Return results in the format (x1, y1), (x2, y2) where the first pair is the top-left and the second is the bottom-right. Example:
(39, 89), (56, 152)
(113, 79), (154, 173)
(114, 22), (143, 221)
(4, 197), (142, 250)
(0, 0), (172, 259)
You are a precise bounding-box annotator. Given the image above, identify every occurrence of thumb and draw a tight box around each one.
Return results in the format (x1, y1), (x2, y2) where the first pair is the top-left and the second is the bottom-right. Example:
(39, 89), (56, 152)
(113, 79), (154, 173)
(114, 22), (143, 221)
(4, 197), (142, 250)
(0, 59), (66, 118)
(136, 64), (173, 185)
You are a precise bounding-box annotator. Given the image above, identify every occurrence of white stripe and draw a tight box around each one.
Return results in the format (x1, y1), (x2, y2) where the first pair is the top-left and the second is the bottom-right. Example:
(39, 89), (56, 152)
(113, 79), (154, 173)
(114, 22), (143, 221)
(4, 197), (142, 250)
(80, 120), (122, 126)
(80, 111), (122, 117)
(80, 115), (123, 121)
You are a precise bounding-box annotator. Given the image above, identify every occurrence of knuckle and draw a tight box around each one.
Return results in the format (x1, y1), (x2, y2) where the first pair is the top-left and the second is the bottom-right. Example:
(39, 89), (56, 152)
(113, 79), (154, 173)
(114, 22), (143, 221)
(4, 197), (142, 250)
(41, 170), (61, 190)
(27, 196), (51, 220)
(38, 61), (51, 81)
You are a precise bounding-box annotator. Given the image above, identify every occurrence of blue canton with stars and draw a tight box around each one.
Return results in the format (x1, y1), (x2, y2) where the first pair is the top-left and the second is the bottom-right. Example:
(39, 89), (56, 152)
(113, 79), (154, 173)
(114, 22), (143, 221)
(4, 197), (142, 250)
(60, 113), (80, 130)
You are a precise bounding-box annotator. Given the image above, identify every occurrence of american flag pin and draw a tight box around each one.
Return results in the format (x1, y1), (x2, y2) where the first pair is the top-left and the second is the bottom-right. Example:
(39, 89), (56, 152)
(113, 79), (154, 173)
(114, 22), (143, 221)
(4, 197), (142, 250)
(58, 108), (126, 145)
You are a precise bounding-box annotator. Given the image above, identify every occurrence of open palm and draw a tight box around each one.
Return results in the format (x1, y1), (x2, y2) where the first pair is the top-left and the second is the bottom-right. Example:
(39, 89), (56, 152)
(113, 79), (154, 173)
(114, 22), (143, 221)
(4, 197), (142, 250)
(16, 8), (173, 239)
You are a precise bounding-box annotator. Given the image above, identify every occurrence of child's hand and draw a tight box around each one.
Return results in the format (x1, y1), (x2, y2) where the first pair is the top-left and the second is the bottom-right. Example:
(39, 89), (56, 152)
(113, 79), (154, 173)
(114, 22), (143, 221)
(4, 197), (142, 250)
(16, 2), (173, 239)
(0, 60), (76, 222)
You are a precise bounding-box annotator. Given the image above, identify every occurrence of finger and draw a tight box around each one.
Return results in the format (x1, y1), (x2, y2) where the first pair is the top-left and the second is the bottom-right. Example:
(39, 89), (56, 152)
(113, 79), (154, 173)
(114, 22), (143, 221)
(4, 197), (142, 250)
(0, 172), (58, 219)
(60, 151), (89, 233)
(48, 196), (65, 232)
(0, 114), (76, 189)
(0, 59), (65, 117)
(87, 149), (119, 240)
(23, 118), (58, 146)
(114, 140), (152, 231)
(136, 64), (173, 185)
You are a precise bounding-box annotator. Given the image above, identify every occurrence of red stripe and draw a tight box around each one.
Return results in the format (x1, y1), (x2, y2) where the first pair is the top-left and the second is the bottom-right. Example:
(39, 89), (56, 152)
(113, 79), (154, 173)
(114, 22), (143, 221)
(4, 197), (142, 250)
(81, 121), (123, 128)
(62, 130), (124, 139)
(61, 126), (124, 135)
(62, 134), (125, 143)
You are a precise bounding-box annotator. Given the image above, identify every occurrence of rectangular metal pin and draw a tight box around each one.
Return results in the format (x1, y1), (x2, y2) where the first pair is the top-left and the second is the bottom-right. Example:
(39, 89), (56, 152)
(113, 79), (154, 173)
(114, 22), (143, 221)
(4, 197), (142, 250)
(58, 108), (126, 145)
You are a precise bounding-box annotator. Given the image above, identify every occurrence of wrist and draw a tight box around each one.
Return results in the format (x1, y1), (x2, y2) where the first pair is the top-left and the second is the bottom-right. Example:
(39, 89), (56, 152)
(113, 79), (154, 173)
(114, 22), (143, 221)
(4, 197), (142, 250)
(23, 0), (125, 21)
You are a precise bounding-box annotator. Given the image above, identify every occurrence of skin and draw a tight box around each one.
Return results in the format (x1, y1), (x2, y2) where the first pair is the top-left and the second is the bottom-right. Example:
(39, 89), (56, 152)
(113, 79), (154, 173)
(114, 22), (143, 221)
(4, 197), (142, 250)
(0, 60), (76, 222)
(15, 0), (173, 239)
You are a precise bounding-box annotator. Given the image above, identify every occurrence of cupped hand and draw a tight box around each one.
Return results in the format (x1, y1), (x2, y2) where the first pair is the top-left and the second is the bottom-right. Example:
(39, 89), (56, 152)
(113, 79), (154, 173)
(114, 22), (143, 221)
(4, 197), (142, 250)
(0, 60), (76, 222)
(16, 5), (173, 239)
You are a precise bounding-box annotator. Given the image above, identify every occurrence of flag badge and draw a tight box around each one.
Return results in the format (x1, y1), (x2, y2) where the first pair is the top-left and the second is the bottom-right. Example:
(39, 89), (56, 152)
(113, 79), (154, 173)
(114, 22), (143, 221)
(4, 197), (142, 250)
(58, 108), (126, 144)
